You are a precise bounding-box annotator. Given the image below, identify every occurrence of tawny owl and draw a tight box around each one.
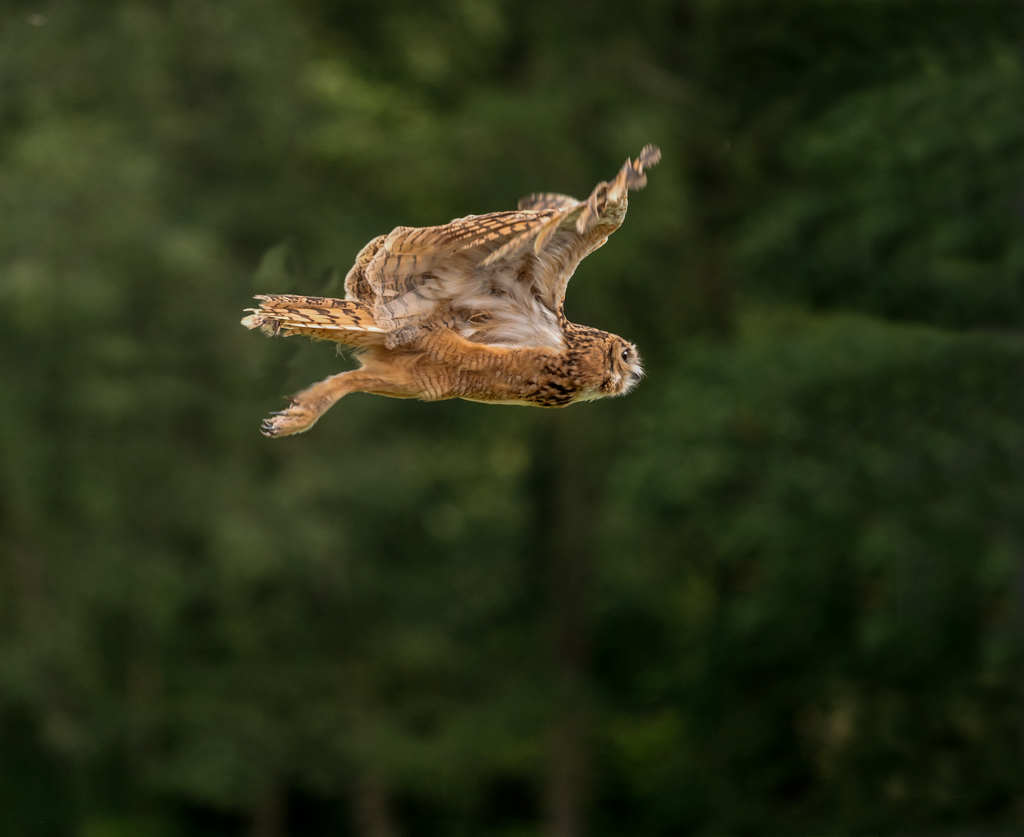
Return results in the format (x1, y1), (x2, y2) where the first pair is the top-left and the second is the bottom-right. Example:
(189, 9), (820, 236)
(242, 145), (660, 437)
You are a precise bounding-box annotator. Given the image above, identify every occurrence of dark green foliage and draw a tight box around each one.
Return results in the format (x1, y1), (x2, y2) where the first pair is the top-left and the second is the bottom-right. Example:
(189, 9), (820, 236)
(599, 312), (1024, 833)
(737, 56), (1024, 326)
(0, 0), (1022, 834)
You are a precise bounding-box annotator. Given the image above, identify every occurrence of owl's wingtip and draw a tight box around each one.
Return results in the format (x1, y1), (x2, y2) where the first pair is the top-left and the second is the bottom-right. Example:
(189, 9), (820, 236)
(612, 145), (662, 196)
(639, 144), (661, 169)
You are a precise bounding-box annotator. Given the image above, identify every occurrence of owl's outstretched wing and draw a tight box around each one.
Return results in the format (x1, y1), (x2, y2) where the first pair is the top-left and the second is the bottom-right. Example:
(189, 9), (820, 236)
(350, 145), (662, 350)
(479, 144), (661, 305)
(517, 193), (579, 212)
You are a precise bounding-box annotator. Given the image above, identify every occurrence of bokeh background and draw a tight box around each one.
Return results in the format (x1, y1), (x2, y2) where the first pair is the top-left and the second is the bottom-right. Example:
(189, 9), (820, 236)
(2, 1), (1024, 835)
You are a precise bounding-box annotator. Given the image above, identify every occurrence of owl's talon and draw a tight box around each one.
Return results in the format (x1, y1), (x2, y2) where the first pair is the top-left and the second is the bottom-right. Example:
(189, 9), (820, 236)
(259, 401), (318, 438)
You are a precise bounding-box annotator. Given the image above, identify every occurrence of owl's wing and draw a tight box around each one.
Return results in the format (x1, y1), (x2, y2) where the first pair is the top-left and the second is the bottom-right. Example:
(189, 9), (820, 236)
(517, 193), (579, 211)
(364, 145), (661, 350)
(481, 144), (662, 307)
(343, 234), (387, 303)
(363, 210), (564, 349)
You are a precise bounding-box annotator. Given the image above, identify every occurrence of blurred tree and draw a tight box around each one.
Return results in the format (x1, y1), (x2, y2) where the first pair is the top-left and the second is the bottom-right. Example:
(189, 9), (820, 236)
(737, 52), (1024, 327)
(597, 310), (1024, 834)
(0, 0), (1022, 835)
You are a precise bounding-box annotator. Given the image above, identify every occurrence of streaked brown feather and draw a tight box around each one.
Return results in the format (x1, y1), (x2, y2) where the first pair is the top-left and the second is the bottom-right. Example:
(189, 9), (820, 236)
(343, 234), (387, 302)
(241, 295), (385, 346)
(350, 146), (660, 347)
(518, 192), (579, 211)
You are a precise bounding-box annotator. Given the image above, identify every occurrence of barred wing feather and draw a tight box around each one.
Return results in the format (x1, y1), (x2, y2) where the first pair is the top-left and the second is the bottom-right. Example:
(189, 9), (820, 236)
(353, 145), (660, 350)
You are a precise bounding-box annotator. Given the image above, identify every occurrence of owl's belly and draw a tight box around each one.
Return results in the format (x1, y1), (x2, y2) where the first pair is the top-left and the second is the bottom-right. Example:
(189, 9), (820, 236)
(414, 362), (584, 407)
(457, 396), (547, 408)
(451, 373), (589, 408)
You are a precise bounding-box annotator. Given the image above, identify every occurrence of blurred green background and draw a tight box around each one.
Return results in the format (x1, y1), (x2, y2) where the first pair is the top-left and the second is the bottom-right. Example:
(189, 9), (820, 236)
(2, 1), (1024, 834)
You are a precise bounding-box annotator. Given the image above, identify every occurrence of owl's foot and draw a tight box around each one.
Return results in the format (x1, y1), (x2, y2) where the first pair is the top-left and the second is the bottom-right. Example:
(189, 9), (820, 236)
(258, 369), (409, 438)
(260, 398), (320, 437)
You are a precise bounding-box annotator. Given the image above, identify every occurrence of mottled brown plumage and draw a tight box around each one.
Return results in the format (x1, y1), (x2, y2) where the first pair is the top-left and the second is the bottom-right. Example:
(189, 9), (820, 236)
(242, 145), (660, 437)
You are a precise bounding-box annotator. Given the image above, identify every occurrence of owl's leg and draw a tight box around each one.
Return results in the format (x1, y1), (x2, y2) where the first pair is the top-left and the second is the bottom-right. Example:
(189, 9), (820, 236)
(260, 369), (413, 437)
(429, 330), (511, 370)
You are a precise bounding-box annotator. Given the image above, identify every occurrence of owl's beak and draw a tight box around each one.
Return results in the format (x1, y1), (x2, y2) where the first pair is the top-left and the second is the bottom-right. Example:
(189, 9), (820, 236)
(620, 368), (643, 393)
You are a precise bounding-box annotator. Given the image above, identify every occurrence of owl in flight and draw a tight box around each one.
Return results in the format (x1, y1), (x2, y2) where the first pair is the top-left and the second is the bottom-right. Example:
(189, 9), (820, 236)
(242, 145), (660, 437)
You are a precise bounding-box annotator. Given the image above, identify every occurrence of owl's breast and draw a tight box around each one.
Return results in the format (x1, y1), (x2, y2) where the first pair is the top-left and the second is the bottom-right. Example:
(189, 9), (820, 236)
(408, 344), (588, 408)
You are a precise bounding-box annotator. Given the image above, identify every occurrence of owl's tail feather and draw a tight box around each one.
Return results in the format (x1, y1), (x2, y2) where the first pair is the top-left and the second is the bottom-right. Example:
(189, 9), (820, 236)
(241, 294), (386, 346)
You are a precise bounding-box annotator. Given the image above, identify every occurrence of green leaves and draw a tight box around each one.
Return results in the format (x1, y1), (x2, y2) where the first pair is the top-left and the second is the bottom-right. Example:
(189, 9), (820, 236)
(737, 54), (1024, 326)
(600, 311), (1024, 832)
(1, 0), (1023, 834)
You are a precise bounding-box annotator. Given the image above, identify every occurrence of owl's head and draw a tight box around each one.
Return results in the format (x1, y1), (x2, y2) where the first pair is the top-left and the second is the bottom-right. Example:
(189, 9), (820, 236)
(598, 334), (644, 397)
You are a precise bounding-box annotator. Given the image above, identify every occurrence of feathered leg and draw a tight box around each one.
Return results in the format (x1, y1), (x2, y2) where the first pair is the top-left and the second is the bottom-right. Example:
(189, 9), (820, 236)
(260, 369), (416, 437)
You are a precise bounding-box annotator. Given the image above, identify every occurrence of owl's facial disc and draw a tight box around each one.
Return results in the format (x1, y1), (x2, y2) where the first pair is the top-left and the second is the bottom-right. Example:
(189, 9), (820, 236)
(602, 338), (644, 396)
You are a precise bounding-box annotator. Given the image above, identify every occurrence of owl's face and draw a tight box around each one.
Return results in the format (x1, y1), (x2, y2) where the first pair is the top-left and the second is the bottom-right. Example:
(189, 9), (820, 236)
(599, 335), (644, 397)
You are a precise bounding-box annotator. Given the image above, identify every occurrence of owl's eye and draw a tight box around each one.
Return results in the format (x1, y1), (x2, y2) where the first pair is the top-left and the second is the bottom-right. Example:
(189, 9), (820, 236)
(621, 348), (631, 361)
